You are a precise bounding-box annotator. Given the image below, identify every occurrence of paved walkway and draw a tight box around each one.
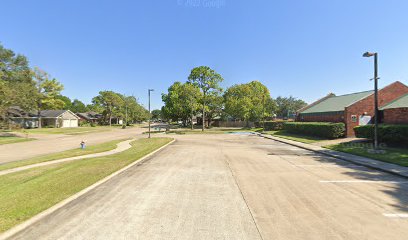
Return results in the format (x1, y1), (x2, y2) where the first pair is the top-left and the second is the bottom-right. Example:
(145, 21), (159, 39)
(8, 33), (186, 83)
(8, 134), (408, 240)
(0, 127), (146, 164)
(261, 134), (408, 178)
(0, 139), (135, 177)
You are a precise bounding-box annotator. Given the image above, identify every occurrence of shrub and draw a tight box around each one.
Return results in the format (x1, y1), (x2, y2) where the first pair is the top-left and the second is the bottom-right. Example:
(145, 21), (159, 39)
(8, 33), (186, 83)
(354, 124), (408, 144)
(263, 121), (287, 131)
(283, 122), (345, 139)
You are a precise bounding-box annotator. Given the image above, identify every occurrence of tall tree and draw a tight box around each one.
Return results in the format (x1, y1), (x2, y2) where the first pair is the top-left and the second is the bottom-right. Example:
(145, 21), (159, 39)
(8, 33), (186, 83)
(32, 67), (64, 128)
(71, 99), (88, 113)
(224, 81), (275, 126)
(187, 66), (223, 131)
(0, 44), (37, 123)
(275, 96), (307, 118)
(161, 82), (201, 127)
(92, 91), (124, 126)
(56, 95), (72, 110)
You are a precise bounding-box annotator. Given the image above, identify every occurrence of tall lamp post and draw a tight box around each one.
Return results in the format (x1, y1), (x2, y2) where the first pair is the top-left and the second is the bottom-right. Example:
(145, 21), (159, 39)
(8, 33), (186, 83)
(363, 52), (379, 150)
(148, 89), (154, 138)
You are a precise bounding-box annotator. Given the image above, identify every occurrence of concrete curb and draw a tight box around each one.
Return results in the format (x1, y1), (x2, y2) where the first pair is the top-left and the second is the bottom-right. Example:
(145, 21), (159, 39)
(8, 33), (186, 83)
(260, 134), (408, 179)
(0, 138), (176, 240)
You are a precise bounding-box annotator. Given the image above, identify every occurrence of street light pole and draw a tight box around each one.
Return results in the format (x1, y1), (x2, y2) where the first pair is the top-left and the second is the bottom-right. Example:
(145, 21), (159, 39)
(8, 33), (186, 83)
(363, 52), (379, 150)
(148, 89), (154, 139)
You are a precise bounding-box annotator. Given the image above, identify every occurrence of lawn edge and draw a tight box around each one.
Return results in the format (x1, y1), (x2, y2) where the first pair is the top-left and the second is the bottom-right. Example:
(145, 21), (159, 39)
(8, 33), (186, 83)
(260, 134), (408, 179)
(0, 138), (175, 240)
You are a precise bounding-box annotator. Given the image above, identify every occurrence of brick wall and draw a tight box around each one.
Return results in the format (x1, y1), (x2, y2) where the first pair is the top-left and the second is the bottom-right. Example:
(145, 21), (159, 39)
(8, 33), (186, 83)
(383, 108), (408, 124)
(345, 81), (408, 136)
(299, 113), (344, 123)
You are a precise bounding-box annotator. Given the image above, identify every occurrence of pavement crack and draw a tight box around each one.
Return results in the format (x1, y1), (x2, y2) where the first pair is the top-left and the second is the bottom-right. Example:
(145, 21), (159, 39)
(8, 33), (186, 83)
(221, 148), (265, 240)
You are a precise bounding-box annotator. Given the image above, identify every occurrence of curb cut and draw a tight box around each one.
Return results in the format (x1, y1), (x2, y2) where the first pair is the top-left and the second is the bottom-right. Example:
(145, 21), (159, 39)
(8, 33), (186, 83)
(260, 134), (408, 179)
(0, 138), (176, 240)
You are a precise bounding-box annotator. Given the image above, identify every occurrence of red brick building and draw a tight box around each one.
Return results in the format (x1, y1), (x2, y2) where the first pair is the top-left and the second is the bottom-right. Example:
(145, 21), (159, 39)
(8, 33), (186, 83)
(297, 81), (408, 137)
(380, 93), (408, 124)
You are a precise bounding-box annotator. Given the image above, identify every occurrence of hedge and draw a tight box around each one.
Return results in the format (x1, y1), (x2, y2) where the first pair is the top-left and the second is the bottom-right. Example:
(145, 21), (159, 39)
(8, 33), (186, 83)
(354, 124), (408, 143)
(263, 121), (287, 131)
(283, 122), (346, 139)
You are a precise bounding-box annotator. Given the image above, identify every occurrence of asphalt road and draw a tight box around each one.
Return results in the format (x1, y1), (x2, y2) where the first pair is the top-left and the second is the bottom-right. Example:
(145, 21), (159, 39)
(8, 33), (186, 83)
(10, 134), (408, 240)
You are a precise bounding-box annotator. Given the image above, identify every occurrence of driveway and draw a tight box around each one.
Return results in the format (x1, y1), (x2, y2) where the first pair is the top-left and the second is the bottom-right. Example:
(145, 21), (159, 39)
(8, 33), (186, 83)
(10, 134), (408, 239)
(0, 127), (147, 164)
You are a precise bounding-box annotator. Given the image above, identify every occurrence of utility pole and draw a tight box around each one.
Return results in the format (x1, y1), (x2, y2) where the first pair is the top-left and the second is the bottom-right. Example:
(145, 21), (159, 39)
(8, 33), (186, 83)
(363, 52), (379, 150)
(148, 89), (154, 138)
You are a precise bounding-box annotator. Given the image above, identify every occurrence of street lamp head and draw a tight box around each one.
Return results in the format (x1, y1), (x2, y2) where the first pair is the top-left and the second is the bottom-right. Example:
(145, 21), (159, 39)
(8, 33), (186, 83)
(148, 89), (154, 92)
(363, 52), (376, 57)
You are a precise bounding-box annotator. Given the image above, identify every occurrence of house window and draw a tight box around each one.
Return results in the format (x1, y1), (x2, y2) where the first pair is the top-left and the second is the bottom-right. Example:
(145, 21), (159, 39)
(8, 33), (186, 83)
(351, 115), (357, 123)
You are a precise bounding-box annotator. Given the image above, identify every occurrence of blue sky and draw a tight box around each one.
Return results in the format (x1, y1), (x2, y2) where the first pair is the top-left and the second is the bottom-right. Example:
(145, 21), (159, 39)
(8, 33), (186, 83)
(1, 0), (408, 110)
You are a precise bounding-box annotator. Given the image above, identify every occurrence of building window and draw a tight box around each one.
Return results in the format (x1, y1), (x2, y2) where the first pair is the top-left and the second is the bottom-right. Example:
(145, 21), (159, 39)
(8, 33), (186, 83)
(351, 115), (357, 123)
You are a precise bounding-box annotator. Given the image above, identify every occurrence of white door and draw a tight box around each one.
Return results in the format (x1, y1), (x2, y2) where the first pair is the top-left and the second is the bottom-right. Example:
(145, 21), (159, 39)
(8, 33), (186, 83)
(62, 119), (71, 128)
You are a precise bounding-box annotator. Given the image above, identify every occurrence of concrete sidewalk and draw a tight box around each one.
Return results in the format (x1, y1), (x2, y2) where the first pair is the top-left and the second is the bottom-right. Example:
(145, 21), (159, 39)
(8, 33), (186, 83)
(260, 134), (408, 178)
(0, 139), (135, 176)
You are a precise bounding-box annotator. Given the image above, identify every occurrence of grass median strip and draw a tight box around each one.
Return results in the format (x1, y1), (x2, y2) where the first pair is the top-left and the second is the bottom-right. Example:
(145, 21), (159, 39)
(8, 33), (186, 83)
(263, 130), (326, 144)
(0, 139), (129, 172)
(325, 143), (408, 167)
(0, 136), (35, 145)
(0, 137), (173, 233)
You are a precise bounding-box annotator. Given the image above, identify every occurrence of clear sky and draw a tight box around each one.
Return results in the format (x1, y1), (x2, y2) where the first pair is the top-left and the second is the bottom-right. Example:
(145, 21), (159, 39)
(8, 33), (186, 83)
(1, 0), (408, 110)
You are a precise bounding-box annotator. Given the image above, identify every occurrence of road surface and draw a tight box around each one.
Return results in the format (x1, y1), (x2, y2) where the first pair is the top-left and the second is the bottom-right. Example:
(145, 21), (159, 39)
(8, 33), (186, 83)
(10, 134), (408, 239)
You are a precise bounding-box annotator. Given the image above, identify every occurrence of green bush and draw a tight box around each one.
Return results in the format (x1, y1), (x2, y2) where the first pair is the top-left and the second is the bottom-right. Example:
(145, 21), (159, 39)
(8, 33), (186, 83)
(263, 121), (287, 131)
(354, 124), (408, 143)
(283, 122), (345, 139)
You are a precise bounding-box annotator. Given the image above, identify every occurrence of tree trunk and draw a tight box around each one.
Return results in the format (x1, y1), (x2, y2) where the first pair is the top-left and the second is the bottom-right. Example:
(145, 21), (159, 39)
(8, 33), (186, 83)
(191, 114), (194, 130)
(191, 104), (194, 130)
(109, 110), (112, 127)
(202, 93), (206, 132)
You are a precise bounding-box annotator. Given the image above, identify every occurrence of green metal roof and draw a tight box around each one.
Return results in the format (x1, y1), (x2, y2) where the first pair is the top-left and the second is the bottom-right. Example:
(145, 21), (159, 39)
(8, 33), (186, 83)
(300, 90), (374, 114)
(380, 94), (408, 110)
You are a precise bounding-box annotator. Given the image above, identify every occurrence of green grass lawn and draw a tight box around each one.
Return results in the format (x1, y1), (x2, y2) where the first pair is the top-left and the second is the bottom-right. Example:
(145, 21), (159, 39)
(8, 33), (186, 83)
(263, 130), (327, 144)
(0, 137), (173, 233)
(0, 136), (35, 145)
(18, 126), (115, 135)
(0, 139), (129, 172)
(325, 143), (408, 167)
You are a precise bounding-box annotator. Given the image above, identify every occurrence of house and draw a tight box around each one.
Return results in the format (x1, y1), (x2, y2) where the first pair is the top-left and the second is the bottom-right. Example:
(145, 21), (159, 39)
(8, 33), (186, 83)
(76, 112), (102, 124)
(6, 106), (39, 128)
(380, 93), (408, 124)
(40, 110), (80, 128)
(7, 107), (80, 128)
(297, 81), (408, 137)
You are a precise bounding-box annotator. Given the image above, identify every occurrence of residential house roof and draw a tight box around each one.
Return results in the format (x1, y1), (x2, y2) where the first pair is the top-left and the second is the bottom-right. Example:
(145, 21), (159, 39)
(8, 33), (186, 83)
(300, 90), (374, 114)
(39, 110), (68, 118)
(76, 112), (102, 120)
(380, 93), (408, 110)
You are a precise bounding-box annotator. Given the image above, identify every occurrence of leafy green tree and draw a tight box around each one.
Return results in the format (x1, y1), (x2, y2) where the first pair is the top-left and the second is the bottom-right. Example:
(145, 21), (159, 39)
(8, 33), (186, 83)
(224, 81), (275, 126)
(275, 96), (307, 118)
(92, 91), (124, 126)
(71, 99), (88, 113)
(151, 109), (162, 120)
(33, 67), (64, 128)
(161, 82), (202, 127)
(0, 44), (37, 122)
(56, 95), (72, 110)
(188, 66), (223, 131)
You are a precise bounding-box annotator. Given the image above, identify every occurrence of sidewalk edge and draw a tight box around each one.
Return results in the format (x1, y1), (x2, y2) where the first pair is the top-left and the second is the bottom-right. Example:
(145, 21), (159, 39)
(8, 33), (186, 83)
(0, 138), (175, 240)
